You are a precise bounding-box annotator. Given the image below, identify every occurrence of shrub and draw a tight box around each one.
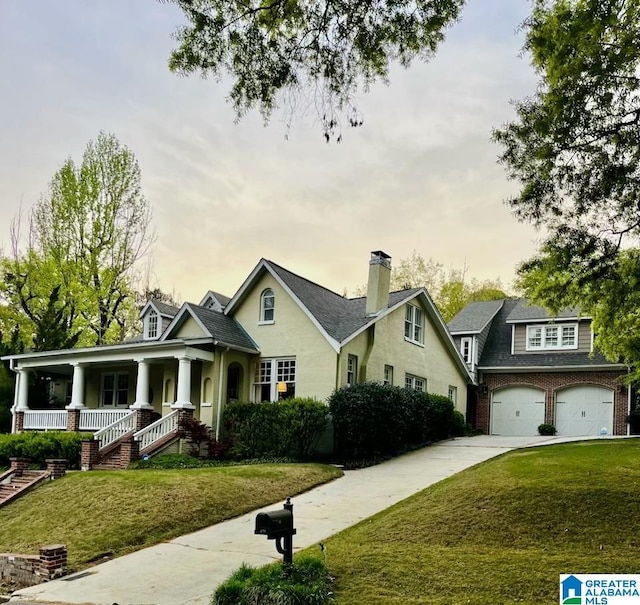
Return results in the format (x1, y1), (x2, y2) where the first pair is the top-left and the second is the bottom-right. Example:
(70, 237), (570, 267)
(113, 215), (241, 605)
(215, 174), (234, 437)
(0, 431), (91, 468)
(224, 399), (329, 460)
(450, 410), (467, 437)
(213, 556), (333, 605)
(329, 382), (457, 460)
(538, 423), (557, 436)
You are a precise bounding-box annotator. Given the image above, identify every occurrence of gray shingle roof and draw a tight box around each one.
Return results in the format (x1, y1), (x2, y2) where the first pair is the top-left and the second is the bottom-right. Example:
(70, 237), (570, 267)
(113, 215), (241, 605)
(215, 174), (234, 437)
(188, 305), (258, 351)
(505, 299), (582, 322)
(151, 300), (180, 317)
(267, 261), (420, 342)
(448, 300), (504, 334)
(478, 299), (617, 369)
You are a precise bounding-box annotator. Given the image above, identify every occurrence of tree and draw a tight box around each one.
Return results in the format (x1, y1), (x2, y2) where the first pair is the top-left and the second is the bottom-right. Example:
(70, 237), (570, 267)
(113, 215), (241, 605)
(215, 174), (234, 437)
(165, 0), (465, 139)
(0, 132), (154, 349)
(493, 0), (640, 376)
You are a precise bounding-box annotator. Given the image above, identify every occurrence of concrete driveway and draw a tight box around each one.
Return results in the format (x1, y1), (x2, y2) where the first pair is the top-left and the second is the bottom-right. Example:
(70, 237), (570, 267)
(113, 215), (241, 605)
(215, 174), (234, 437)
(8, 435), (600, 605)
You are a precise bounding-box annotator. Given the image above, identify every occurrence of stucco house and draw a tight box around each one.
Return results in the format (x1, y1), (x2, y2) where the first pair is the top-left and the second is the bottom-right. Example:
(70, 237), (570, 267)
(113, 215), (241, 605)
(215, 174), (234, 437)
(4, 251), (470, 465)
(448, 298), (630, 436)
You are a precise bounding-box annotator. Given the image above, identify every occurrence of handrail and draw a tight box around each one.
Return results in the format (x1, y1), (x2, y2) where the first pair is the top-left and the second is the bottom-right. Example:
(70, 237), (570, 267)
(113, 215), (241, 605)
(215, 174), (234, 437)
(94, 411), (136, 450)
(134, 410), (179, 452)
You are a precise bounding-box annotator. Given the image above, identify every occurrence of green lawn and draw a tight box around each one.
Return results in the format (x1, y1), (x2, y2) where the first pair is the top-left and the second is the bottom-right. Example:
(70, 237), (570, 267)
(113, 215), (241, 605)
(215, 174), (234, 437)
(0, 463), (342, 569)
(319, 440), (640, 605)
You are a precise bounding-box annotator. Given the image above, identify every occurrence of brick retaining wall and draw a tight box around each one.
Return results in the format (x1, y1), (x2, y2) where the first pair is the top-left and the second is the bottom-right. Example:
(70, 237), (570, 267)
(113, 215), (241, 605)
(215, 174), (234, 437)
(0, 545), (67, 588)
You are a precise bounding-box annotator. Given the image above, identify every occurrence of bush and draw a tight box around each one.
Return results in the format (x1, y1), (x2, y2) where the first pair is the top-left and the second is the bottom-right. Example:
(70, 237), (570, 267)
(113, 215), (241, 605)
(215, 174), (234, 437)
(224, 399), (330, 460)
(538, 423), (557, 436)
(450, 410), (467, 437)
(213, 556), (333, 605)
(0, 431), (91, 468)
(329, 382), (457, 460)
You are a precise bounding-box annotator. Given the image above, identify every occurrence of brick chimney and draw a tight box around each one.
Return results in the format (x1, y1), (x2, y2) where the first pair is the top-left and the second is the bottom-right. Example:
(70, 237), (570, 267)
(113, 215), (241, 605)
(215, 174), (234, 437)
(366, 251), (392, 315)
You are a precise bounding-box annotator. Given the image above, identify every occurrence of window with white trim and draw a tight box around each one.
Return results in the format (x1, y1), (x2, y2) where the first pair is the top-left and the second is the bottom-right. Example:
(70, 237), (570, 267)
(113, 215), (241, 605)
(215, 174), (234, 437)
(260, 289), (275, 323)
(405, 374), (426, 392)
(347, 355), (358, 386)
(254, 358), (296, 401)
(143, 310), (159, 340)
(460, 337), (472, 364)
(404, 304), (424, 344)
(448, 385), (457, 406)
(101, 372), (129, 407)
(383, 365), (393, 386)
(526, 324), (578, 350)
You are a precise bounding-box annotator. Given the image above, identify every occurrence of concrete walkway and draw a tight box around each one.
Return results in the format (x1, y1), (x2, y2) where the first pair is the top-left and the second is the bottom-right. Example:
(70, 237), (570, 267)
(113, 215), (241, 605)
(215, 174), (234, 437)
(8, 435), (598, 605)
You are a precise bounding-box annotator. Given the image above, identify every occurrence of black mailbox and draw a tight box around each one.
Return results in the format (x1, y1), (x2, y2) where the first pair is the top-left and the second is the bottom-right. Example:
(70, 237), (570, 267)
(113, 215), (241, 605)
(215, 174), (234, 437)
(255, 508), (295, 539)
(255, 497), (297, 567)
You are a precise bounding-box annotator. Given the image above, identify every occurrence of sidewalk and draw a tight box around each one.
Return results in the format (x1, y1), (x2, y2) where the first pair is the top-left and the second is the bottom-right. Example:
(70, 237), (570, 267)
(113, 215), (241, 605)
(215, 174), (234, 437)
(9, 435), (580, 605)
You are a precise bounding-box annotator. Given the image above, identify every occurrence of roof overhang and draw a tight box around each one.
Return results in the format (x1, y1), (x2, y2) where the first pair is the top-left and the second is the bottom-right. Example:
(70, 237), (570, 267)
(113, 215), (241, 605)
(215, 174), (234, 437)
(505, 316), (590, 325)
(478, 364), (626, 373)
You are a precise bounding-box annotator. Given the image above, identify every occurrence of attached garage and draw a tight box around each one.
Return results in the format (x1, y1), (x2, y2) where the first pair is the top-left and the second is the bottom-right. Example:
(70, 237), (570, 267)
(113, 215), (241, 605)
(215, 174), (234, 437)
(555, 385), (614, 436)
(491, 386), (545, 436)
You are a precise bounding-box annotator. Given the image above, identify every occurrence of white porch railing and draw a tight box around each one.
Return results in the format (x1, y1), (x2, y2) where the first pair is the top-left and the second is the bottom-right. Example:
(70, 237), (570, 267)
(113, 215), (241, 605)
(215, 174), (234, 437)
(94, 411), (136, 450)
(134, 410), (179, 452)
(80, 409), (130, 431)
(23, 410), (67, 430)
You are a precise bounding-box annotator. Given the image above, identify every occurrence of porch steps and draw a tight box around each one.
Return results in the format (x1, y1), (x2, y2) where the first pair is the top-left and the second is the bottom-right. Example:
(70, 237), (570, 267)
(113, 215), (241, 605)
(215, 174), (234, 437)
(0, 470), (50, 508)
(140, 431), (181, 458)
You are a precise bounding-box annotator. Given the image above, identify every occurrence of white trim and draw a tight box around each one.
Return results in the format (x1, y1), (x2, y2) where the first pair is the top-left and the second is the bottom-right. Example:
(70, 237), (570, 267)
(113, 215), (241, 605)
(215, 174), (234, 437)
(100, 371), (130, 408)
(460, 337), (473, 365)
(511, 325), (515, 355)
(525, 323), (578, 351)
(139, 300), (177, 320)
(478, 364), (626, 372)
(506, 315), (590, 324)
(590, 328), (595, 353)
(258, 320), (275, 326)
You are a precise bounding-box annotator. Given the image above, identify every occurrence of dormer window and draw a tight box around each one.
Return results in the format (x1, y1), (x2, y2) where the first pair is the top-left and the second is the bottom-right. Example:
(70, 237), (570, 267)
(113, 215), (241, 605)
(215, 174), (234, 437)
(145, 310), (159, 340)
(526, 324), (577, 351)
(260, 289), (275, 323)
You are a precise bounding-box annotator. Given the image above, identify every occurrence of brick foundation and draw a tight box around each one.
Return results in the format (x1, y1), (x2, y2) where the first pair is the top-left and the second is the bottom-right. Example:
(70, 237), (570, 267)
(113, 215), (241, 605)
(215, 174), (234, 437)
(14, 411), (24, 433)
(0, 544), (67, 588)
(10, 457), (28, 477)
(134, 408), (155, 432)
(477, 370), (629, 435)
(46, 459), (67, 480)
(119, 438), (140, 468)
(81, 439), (99, 471)
(66, 409), (80, 432)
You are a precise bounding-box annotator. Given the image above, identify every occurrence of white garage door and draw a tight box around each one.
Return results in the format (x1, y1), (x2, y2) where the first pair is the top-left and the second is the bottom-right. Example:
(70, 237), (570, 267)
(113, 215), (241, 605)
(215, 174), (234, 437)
(555, 386), (614, 436)
(491, 387), (545, 436)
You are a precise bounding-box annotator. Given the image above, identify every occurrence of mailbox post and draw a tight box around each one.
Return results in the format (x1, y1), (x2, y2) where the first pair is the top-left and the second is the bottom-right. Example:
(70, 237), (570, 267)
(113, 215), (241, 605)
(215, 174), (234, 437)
(255, 497), (297, 568)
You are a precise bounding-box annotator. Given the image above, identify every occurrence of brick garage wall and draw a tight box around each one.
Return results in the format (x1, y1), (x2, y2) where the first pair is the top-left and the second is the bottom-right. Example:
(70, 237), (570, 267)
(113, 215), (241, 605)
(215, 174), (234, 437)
(477, 371), (629, 435)
(0, 545), (67, 589)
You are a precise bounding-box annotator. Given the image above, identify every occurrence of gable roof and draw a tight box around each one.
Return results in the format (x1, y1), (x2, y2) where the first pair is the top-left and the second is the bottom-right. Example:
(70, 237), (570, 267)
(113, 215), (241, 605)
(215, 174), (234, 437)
(478, 299), (621, 370)
(505, 299), (584, 323)
(199, 291), (231, 311)
(139, 299), (180, 320)
(162, 303), (258, 353)
(448, 300), (504, 334)
(225, 258), (471, 381)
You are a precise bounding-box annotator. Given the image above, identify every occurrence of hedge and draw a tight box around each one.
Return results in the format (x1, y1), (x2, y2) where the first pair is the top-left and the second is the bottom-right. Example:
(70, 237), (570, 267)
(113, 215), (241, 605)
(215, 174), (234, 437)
(0, 431), (91, 469)
(329, 382), (458, 459)
(223, 398), (330, 460)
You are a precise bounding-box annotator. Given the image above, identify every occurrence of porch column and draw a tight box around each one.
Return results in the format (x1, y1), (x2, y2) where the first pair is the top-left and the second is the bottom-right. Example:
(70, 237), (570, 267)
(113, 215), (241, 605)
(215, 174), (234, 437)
(16, 369), (29, 411)
(131, 360), (153, 410)
(66, 363), (86, 409)
(172, 357), (195, 410)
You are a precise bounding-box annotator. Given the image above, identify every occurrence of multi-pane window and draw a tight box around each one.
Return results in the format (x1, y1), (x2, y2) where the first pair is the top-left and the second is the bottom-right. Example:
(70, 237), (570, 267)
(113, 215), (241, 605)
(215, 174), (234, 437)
(102, 373), (129, 407)
(260, 289), (275, 323)
(383, 365), (393, 386)
(405, 374), (426, 392)
(255, 358), (295, 401)
(448, 385), (457, 406)
(404, 304), (424, 344)
(526, 324), (578, 351)
(147, 311), (158, 339)
(460, 337), (472, 364)
(347, 355), (358, 386)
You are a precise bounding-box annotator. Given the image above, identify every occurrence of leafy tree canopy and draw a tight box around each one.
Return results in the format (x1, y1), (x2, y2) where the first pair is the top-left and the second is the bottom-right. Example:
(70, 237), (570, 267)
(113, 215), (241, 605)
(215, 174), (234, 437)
(493, 0), (640, 377)
(165, 0), (465, 139)
(0, 132), (154, 351)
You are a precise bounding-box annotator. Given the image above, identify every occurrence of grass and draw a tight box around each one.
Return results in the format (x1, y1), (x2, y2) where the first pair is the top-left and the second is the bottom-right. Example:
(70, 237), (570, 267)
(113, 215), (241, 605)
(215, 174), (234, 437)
(0, 463), (342, 570)
(316, 439), (640, 605)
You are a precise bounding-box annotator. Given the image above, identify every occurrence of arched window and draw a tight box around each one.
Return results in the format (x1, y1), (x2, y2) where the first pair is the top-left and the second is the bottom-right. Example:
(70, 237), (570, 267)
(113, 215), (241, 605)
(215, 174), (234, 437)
(164, 378), (174, 403)
(260, 289), (275, 323)
(202, 377), (212, 403)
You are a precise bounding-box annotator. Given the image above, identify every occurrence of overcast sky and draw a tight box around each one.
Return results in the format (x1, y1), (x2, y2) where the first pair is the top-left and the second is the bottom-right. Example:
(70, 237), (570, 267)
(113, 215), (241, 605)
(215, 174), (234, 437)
(0, 0), (541, 303)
